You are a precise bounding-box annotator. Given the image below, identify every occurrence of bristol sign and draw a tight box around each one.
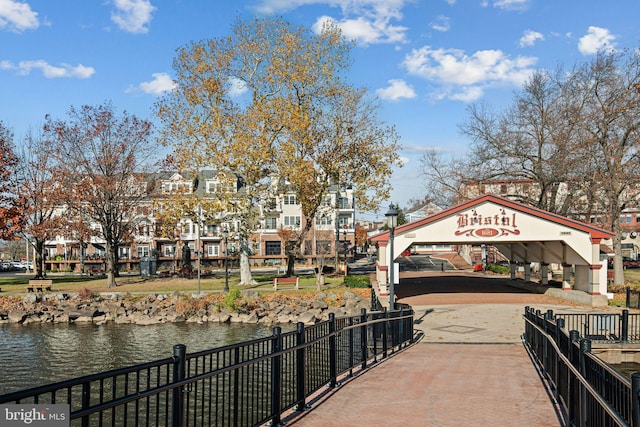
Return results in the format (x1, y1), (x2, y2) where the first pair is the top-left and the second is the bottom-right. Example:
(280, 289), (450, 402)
(455, 207), (520, 238)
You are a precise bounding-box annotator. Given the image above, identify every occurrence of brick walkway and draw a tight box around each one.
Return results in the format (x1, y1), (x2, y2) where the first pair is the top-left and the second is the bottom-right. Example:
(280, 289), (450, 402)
(281, 274), (616, 426)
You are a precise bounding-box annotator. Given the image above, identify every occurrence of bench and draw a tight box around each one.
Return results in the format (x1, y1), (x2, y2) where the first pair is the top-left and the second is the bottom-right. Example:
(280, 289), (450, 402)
(27, 279), (53, 293)
(273, 276), (299, 290)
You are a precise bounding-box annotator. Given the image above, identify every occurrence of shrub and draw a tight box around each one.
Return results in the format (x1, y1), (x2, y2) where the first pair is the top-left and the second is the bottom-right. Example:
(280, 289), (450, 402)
(485, 264), (510, 275)
(77, 286), (94, 300)
(343, 275), (370, 288)
(175, 295), (208, 318)
(223, 289), (242, 311)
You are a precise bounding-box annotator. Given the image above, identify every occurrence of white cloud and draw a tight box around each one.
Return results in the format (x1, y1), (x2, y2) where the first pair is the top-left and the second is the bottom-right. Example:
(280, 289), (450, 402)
(111, 0), (156, 34)
(257, 0), (409, 45)
(227, 77), (248, 97)
(0, 59), (95, 78)
(376, 79), (416, 101)
(578, 26), (616, 55)
(0, 0), (39, 32)
(519, 29), (543, 47)
(430, 15), (450, 32)
(127, 72), (175, 95)
(493, 0), (529, 10)
(403, 46), (537, 101)
(312, 13), (406, 45)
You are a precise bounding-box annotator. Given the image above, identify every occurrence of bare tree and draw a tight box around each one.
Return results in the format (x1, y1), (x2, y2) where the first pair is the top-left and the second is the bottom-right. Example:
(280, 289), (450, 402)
(459, 70), (588, 214)
(565, 49), (640, 285)
(14, 129), (65, 278)
(44, 103), (158, 288)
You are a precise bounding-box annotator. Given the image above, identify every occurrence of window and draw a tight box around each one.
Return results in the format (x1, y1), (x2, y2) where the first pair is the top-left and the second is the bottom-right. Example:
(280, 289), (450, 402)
(265, 217), (278, 229)
(119, 247), (130, 259)
(284, 216), (301, 227)
(315, 215), (332, 225)
(636, 214), (640, 223)
(205, 225), (217, 237)
(137, 246), (149, 258)
(265, 241), (281, 255)
(207, 244), (220, 256)
(164, 245), (175, 257)
(337, 197), (350, 209)
(284, 195), (297, 205)
(337, 216), (350, 227)
(500, 184), (507, 194)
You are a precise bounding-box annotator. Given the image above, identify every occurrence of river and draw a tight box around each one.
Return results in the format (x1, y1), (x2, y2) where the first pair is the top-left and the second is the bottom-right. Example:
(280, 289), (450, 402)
(0, 321), (286, 396)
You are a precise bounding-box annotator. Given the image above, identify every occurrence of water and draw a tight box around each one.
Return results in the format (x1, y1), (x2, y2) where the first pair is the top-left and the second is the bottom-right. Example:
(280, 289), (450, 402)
(0, 322), (284, 396)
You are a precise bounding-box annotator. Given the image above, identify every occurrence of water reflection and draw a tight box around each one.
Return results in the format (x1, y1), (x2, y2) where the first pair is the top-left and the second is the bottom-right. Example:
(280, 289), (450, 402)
(0, 322), (286, 395)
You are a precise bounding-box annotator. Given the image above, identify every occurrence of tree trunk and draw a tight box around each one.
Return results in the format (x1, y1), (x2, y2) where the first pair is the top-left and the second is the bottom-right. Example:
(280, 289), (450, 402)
(286, 251), (295, 277)
(106, 243), (118, 288)
(237, 237), (256, 285)
(612, 234), (625, 286)
(34, 240), (45, 279)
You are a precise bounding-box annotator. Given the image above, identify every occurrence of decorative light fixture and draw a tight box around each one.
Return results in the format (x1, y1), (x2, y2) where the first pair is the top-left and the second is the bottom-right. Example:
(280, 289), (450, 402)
(385, 204), (399, 310)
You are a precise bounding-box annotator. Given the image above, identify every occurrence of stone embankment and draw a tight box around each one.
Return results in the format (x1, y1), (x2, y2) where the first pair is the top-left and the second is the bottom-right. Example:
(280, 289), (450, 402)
(0, 289), (372, 326)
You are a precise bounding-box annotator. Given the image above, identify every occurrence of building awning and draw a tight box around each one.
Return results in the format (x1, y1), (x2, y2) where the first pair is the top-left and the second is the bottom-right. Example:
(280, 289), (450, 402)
(92, 243), (105, 251)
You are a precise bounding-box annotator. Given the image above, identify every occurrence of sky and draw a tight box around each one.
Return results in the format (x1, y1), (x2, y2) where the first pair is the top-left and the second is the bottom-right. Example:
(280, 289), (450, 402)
(2, 0), (640, 222)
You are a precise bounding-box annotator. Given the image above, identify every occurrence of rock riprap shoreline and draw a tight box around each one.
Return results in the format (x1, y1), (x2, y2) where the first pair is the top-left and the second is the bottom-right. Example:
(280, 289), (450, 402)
(0, 288), (372, 326)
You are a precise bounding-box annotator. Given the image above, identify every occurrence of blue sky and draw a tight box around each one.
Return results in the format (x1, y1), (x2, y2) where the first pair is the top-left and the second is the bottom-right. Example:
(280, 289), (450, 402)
(2, 0), (639, 221)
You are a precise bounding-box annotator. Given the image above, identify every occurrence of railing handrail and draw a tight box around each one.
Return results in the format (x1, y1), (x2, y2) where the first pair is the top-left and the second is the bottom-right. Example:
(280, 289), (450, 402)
(0, 306), (415, 427)
(523, 314), (629, 426)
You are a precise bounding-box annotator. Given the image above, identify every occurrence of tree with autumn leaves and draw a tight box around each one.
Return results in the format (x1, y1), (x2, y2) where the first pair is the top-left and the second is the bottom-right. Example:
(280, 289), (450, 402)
(0, 122), (23, 241)
(43, 103), (158, 288)
(156, 17), (401, 282)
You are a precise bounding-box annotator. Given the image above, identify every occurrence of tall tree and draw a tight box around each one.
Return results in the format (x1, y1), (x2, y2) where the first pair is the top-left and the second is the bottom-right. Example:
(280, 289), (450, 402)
(0, 122), (23, 240)
(459, 70), (587, 215)
(44, 103), (157, 288)
(14, 130), (65, 278)
(565, 49), (640, 285)
(156, 17), (401, 280)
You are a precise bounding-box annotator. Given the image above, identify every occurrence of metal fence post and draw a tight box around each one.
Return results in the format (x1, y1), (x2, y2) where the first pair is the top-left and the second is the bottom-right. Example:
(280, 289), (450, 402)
(579, 339), (591, 427)
(295, 322), (306, 412)
(81, 381), (90, 427)
(360, 308), (368, 369)
(632, 372), (640, 427)
(622, 310), (629, 342)
(399, 307), (405, 350)
(348, 316), (355, 377)
(329, 313), (337, 388)
(382, 308), (388, 359)
(271, 326), (283, 426)
(627, 286), (631, 309)
(172, 344), (186, 427)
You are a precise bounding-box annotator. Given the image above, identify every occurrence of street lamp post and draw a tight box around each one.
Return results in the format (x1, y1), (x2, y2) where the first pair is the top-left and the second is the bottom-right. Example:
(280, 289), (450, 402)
(197, 223), (201, 296)
(221, 228), (229, 293)
(385, 204), (399, 310)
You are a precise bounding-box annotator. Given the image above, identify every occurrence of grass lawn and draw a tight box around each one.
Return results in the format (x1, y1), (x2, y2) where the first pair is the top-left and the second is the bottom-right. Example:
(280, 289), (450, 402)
(0, 272), (350, 296)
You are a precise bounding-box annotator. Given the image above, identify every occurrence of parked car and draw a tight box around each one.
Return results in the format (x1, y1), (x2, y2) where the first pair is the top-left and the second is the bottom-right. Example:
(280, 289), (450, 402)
(608, 257), (640, 269)
(11, 261), (27, 271)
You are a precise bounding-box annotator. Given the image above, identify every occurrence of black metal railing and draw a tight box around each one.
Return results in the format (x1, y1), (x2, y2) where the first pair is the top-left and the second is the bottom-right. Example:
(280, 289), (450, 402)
(0, 307), (414, 427)
(523, 307), (640, 426)
(555, 309), (640, 342)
